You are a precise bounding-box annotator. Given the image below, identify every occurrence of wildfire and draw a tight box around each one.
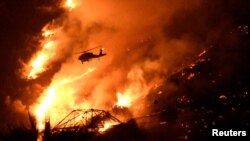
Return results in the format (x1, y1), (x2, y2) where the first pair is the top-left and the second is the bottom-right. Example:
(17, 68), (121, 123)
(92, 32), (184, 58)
(28, 52), (55, 79)
(33, 68), (95, 131)
(26, 0), (83, 131)
(26, 0), (77, 79)
(27, 27), (58, 79)
(116, 92), (132, 108)
(24, 0), (154, 135)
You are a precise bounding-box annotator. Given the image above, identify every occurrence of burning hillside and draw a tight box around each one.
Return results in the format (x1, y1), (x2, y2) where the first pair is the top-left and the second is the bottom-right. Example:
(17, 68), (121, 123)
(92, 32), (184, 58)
(0, 0), (249, 141)
(21, 0), (203, 131)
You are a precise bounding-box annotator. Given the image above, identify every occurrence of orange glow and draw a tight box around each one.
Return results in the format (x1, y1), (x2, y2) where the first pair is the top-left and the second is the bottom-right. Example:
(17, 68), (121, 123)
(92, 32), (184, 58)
(99, 121), (118, 132)
(42, 30), (55, 37)
(26, 0), (77, 79)
(28, 40), (56, 79)
(26, 26), (59, 79)
(24, 0), (164, 133)
(116, 92), (132, 108)
(43, 41), (55, 49)
(36, 86), (56, 130)
(33, 68), (95, 131)
(64, 0), (77, 10)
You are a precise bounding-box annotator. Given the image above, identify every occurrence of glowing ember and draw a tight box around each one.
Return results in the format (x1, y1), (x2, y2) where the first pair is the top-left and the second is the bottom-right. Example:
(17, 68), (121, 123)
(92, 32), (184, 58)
(116, 92), (132, 108)
(219, 95), (227, 100)
(187, 73), (195, 80)
(198, 50), (207, 57)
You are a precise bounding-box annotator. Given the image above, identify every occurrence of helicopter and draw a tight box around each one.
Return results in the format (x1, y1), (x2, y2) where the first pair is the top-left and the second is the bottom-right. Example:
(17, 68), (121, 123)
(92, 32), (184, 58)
(76, 47), (107, 63)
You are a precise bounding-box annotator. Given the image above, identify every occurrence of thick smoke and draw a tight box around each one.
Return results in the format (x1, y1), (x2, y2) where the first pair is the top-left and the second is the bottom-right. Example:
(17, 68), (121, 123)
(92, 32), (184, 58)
(1, 0), (249, 139)
(36, 0), (206, 116)
(0, 0), (222, 122)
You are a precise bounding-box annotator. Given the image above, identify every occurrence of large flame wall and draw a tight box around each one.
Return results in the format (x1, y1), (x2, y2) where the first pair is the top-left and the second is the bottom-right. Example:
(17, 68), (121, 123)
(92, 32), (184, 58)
(20, 0), (205, 130)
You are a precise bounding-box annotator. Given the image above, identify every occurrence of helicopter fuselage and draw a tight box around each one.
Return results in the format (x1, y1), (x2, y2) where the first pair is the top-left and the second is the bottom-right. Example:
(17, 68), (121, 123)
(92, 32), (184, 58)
(78, 52), (106, 63)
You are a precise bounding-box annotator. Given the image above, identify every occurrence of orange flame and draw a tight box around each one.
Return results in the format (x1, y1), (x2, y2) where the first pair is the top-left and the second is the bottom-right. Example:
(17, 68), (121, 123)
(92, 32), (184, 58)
(25, 0), (77, 79)
(116, 92), (132, 108)
(99, 121), (118, 132)
(36, 86), (56, 130)
(42, 29), (56, 37)
(26, 0), (161, 133)
(25, 0), (92, 132)
(33, 68), (95, 131)
(27, 27), (58, 79)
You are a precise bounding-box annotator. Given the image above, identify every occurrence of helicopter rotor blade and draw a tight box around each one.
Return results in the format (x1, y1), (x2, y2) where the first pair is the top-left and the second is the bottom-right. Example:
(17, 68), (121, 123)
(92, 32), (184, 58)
(85, 45), (102, 52)
(74, 45), (102, 54)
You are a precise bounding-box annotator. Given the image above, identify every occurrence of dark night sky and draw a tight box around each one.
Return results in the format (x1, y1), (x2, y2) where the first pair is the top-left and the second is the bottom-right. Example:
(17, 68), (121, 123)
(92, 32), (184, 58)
(0, 0), (250, 139)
